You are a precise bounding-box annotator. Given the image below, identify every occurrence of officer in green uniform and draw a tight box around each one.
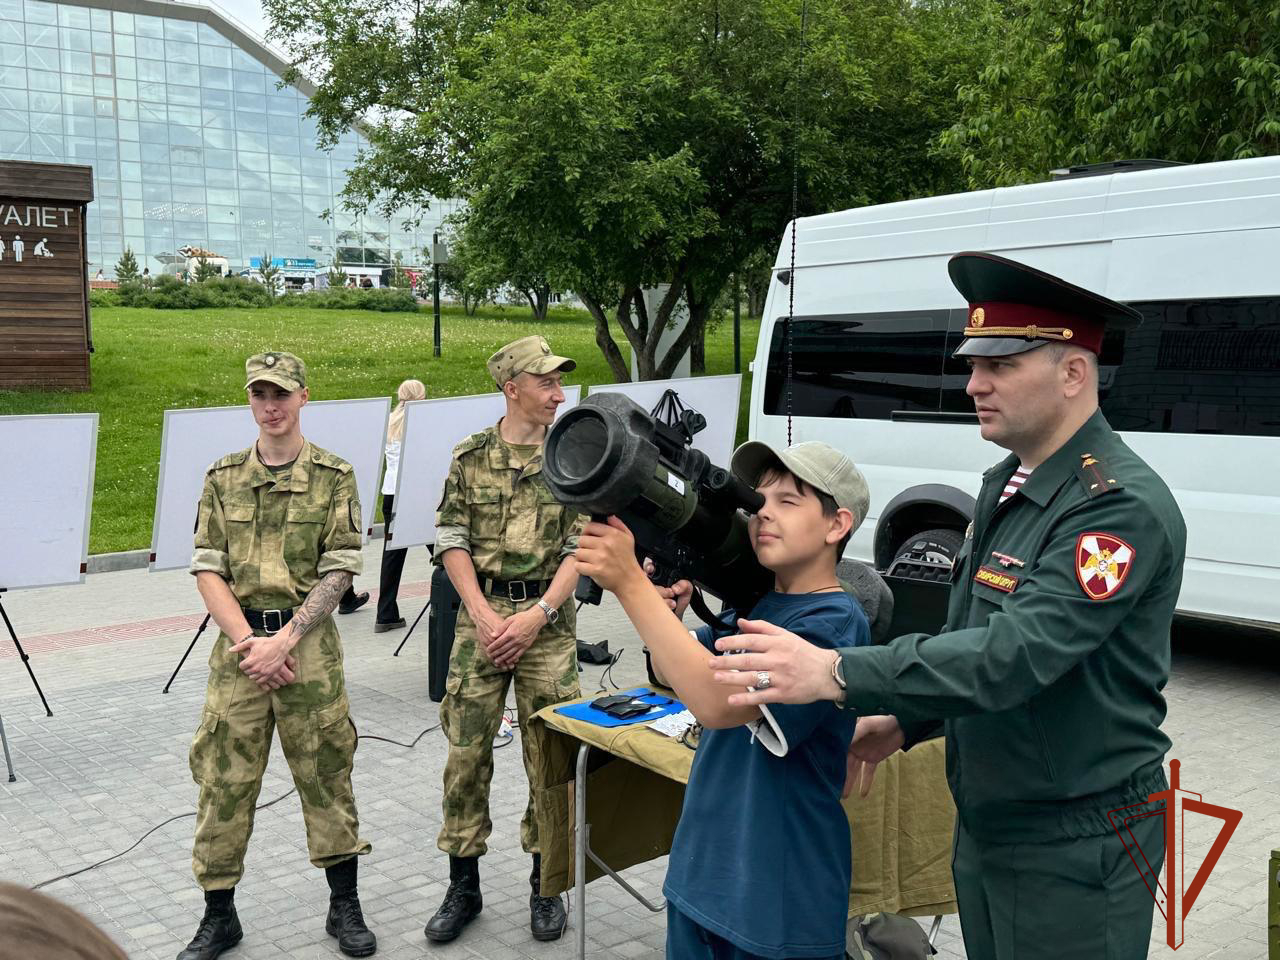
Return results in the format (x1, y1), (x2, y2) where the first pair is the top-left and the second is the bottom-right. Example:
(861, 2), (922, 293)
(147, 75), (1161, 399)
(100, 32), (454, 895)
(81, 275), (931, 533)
(708, 253), (1186, 960)
(181, 351), (376, 960)
(425, 335), (584, 945)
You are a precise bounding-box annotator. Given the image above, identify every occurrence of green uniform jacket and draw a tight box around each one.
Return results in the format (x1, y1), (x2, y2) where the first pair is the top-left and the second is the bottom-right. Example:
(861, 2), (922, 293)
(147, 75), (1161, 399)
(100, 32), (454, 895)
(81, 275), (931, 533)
(838, 411), (1186, 842)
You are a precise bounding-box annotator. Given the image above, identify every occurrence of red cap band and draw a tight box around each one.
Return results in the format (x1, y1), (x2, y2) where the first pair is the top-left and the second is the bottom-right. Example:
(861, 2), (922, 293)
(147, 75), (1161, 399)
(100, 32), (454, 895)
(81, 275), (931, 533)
(966, 301), (1103, 353)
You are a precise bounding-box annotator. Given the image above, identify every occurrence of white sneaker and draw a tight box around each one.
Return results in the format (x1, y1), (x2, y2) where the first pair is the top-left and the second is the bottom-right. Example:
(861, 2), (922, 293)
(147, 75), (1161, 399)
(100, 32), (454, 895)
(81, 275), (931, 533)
(493, 716), (514, 748)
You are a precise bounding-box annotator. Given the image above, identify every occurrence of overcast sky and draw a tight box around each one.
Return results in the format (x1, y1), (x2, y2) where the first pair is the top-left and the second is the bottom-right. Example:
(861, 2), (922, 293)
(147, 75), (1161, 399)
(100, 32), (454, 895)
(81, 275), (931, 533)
(208, 0), (270, 42)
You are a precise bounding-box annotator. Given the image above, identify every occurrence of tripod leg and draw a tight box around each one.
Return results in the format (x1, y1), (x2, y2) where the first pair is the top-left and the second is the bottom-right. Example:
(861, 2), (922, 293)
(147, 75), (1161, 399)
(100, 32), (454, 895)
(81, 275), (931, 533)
(394, 599), (430, 657)
(0, 711), (14, 782)
(163, 613), (211, 694)
(0, 600), (52, 717)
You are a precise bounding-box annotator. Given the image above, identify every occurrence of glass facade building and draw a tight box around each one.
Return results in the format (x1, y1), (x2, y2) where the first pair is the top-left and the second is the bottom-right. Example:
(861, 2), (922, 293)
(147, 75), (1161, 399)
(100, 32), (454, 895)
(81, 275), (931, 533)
(0, 0), (458, 277)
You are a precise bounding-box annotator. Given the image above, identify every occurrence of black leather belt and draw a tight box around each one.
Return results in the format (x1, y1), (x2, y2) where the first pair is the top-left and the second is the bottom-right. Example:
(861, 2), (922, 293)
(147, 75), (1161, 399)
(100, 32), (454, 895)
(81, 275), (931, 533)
(481, 577), (550, 603)
(243, 607), (296, 633)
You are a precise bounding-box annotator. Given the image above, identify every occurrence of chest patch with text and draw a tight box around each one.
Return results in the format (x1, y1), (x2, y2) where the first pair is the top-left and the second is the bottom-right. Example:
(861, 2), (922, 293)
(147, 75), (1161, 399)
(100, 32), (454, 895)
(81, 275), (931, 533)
(973, 565), (1020, 593)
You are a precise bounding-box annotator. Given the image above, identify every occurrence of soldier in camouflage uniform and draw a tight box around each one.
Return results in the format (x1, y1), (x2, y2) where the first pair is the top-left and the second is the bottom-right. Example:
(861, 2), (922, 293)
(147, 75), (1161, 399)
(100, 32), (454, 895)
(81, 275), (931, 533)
(180, 351), (376, 960)
(424, 336), (583, 945)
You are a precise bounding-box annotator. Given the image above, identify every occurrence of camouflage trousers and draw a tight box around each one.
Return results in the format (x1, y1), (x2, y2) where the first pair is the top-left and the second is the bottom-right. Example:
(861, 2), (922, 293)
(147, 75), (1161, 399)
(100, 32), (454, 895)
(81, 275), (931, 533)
(437, 595), (579, 858)
(189, 617), (371, 890)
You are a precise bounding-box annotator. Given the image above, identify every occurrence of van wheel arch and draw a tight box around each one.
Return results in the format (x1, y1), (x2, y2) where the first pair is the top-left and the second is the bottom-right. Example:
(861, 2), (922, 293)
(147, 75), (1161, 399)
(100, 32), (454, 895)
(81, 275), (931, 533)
(873, 484), (975, 571)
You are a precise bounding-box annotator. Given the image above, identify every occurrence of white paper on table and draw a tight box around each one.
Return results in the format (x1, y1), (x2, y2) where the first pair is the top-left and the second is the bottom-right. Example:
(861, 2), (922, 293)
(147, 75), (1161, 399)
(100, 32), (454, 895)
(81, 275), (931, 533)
(648, 709), (696, 738)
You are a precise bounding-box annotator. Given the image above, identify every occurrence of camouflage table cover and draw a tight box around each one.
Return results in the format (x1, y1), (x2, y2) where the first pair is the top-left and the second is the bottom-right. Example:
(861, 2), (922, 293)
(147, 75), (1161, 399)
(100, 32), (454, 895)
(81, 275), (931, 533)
(529, 692), (958, 918)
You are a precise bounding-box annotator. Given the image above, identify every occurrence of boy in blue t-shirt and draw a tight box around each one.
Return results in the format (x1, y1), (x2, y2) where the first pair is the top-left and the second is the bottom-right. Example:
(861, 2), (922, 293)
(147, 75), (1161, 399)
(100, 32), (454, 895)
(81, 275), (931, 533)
(575, 440), (872, 960)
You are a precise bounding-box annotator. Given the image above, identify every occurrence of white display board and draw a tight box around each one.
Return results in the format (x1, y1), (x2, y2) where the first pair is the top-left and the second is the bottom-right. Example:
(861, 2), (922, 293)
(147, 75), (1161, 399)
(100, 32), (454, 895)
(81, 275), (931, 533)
(588, 374), (742, 469)
(149, 397), (391, 571)
(0, 414), (98, 591)
(390, 386), (582, 549)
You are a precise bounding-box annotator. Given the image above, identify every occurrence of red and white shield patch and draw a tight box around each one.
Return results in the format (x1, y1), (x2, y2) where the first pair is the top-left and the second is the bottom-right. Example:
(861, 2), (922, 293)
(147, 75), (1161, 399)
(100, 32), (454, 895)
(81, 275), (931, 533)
(1075, 533), (1134, 600)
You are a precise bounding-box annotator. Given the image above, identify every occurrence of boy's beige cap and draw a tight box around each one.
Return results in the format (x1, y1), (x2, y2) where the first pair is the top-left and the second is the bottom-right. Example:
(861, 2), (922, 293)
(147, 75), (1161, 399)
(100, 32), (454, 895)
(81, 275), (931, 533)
(731, 440), (870, 524)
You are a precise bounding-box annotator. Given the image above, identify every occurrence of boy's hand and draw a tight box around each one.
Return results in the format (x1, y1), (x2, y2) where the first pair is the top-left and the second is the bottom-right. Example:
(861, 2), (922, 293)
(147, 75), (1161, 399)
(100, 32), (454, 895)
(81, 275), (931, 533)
(643, 558), (693, 618)
(576, 516), (646, 592)
(843, 715), (905, 798)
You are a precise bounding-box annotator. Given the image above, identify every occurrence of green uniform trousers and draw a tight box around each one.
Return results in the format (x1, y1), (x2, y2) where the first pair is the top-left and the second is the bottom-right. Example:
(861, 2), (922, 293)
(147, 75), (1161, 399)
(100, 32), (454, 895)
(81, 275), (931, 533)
(437, 597), (579, 858)
(189, 619), (370, 890)
(953, 814), (1164, 959)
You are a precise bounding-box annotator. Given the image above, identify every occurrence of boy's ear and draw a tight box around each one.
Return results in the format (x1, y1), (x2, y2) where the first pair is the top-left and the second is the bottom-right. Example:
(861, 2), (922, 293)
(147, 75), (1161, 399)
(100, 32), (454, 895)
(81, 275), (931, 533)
(826, 507), (855, 545)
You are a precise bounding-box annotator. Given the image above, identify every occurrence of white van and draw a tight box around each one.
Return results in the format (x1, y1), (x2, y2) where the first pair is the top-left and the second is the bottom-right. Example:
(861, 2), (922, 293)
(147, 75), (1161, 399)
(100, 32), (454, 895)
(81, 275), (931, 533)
(748, 157), (1280, 630)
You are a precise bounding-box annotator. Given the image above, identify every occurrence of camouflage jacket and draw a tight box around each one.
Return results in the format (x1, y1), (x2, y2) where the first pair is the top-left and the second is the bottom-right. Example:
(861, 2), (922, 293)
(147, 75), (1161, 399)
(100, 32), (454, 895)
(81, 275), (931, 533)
(435, 423), (582, 582)
(190, 440), (364, 609)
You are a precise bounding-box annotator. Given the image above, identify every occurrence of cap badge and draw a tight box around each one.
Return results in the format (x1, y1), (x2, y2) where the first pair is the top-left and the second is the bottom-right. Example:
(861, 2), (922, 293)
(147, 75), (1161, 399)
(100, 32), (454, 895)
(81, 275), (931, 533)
(971, 307), (985, 327)
(264, 354), (276, 367)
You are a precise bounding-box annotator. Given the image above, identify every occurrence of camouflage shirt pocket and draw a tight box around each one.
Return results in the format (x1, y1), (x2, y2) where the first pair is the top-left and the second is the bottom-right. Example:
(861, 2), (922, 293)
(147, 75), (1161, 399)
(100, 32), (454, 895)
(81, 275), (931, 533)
(285, 501), (328, 567)
(465, 486), (504, 542)
(223, 501), (256, 567)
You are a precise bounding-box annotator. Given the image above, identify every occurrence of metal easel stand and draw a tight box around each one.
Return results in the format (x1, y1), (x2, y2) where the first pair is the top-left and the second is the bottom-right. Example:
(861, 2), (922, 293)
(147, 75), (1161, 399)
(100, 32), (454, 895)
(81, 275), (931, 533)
(393, 598), (430, 657)
(162, 612), (212, 693)
(573, 743), (665, 960)
(0, 592), (52, 716)
(0, 710), (15, 782)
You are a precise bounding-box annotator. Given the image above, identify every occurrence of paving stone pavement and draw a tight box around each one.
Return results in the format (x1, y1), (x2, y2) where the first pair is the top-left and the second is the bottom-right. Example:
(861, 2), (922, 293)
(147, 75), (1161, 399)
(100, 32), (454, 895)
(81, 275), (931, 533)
(0, 542), (1276, 960)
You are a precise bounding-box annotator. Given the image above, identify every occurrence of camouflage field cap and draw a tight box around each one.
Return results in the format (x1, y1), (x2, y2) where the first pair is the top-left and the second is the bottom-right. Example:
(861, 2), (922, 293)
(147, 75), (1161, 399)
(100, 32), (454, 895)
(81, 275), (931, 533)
(487, 335), (576, 387)
(731, 439), (871, 527)
(244, 351), (306, 391)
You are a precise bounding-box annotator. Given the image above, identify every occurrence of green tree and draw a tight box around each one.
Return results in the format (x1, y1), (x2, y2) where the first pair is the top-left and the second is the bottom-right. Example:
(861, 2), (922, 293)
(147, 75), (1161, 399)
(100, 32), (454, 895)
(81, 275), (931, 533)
(268, 0), (992, 379)
(115, 246), (140, 283)
(258, 252), (281, 297)
(437, 230), (495, 316)
(193, 256), (222, 283)
(940, 0), (1280, 187)
(326, 264), (349, 288)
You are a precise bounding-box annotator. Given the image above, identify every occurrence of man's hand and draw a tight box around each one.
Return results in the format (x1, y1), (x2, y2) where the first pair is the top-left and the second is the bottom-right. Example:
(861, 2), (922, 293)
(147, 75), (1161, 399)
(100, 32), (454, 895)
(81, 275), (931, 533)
(643, 559), (693, 619)
(252, 654), (298, 692)
(469, 602), (507, 651)
(231, 632), (295, 687)
(710, 619), (843, 706)
(487, 608), (545, 669)
(843, 715), (905, 799)
(576, 517), (646, 593)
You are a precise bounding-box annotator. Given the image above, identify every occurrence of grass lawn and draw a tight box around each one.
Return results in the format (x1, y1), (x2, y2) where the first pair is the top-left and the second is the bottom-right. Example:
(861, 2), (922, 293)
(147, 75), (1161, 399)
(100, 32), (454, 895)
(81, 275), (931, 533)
(0, 304), (761, 554)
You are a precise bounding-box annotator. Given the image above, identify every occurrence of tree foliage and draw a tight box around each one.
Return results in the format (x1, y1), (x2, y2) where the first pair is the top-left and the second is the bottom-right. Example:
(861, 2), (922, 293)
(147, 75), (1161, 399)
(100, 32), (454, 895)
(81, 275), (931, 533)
(940, 0), (1280, 186)
(268, 0), (993, 378)
(115, 246), (139, 283)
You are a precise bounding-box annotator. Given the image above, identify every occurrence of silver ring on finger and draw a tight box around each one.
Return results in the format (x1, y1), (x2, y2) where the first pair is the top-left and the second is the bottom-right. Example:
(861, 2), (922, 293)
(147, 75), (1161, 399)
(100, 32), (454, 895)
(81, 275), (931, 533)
(754, 671), (772, 690)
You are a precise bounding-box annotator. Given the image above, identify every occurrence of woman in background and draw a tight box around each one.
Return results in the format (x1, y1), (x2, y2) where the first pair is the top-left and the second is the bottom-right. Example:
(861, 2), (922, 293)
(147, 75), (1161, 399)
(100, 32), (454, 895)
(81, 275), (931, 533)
(375, 378), (427, 631)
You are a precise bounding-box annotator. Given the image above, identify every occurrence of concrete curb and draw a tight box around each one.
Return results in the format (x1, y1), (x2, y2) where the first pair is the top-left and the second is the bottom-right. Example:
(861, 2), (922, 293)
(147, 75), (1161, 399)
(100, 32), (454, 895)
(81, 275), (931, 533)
(86, 523), (388, 574)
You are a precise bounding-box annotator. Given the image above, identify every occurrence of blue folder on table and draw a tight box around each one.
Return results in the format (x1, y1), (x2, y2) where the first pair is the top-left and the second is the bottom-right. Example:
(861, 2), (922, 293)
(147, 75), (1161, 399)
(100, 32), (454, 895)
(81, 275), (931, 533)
(554, 687), (687, 728)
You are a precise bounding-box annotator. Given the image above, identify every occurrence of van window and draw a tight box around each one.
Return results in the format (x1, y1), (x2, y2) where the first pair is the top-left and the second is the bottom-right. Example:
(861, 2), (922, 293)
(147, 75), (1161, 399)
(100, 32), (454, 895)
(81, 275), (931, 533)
(763, 311), (951, 419)
(768, 298), (1280, 437)
(1099, 298), (1280, 436)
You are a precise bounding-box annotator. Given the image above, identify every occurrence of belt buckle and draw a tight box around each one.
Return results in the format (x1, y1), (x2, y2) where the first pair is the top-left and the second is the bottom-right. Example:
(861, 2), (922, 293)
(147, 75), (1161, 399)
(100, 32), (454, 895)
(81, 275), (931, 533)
(263, 609), (284, 634)
(507, 580), (527, 603)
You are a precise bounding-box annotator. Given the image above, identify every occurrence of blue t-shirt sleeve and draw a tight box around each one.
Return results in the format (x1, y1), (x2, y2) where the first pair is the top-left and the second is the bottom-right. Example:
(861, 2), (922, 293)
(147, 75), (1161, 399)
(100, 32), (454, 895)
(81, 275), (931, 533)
(692, 608), (739, 653)
(762, 601), (870, 748)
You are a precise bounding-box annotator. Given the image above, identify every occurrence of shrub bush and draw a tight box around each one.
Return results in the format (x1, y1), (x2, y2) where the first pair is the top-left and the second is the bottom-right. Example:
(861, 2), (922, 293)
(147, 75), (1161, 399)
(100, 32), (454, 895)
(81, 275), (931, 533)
(294, 287), (420, 312)
(114, 275), (275, 308)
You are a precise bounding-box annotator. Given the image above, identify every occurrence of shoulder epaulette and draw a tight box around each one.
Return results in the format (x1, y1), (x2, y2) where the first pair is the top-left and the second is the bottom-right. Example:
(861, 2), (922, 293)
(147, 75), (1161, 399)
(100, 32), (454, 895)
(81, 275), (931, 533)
(1075, 452), (1124, 498)
(452, 429), (493, 459)
(208, 448), (250, 472)
(309, 443), (353, 474)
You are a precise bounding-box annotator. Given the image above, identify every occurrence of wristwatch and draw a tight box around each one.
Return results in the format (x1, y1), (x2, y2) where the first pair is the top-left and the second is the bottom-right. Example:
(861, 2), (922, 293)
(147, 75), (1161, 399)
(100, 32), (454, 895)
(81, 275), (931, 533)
(536, 599), (559, 625)
(829, 651), (847, 703)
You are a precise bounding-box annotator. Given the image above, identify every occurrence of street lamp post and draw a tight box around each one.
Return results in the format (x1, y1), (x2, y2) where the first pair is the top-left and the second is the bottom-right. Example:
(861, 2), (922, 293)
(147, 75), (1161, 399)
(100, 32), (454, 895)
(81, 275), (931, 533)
(432, 231), (442, 358)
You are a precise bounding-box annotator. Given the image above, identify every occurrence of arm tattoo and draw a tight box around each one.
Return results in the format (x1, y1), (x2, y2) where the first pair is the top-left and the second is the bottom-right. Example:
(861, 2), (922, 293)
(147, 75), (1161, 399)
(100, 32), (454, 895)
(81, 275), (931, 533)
(290, 570), (352, 639)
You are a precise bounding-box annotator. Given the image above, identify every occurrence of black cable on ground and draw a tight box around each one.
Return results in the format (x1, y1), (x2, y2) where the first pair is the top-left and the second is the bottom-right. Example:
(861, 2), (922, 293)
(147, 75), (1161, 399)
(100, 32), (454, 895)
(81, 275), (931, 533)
(31, 722), (442, 891)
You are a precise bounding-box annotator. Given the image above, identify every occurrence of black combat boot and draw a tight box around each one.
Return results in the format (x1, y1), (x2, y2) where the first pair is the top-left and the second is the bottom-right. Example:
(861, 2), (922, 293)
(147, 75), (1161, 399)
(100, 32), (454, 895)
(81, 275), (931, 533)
(176, 889), (242, 960)
(424, 855), (483, 943)
(324, 857), (377, 957)
(529, 852), (567, 942)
